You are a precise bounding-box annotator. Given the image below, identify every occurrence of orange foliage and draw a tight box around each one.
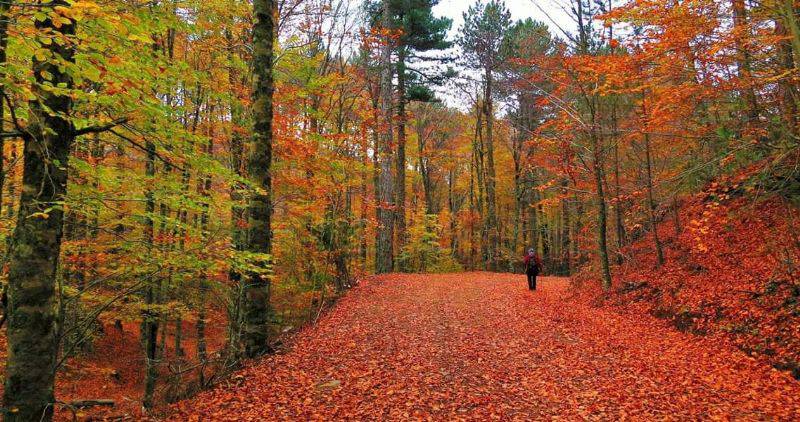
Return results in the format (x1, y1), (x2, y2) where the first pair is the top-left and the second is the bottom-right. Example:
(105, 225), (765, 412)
(575, 174), (800, 378)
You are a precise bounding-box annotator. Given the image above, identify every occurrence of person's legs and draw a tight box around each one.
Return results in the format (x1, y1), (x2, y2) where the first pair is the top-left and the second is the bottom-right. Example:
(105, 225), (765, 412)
(531, 274), (537, 290)
(526, 274), (533, 290)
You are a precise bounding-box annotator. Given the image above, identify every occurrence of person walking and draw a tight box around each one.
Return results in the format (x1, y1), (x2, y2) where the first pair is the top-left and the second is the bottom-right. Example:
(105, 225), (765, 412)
(523, 248), (542, 290)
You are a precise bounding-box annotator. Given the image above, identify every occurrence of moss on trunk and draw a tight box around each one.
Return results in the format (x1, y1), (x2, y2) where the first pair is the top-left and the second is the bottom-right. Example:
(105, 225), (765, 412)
(3, 2), (75, 420)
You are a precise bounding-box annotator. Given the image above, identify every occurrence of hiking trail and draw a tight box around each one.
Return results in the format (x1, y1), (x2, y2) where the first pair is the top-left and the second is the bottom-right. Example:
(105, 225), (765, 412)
(173, 273), (800, 420)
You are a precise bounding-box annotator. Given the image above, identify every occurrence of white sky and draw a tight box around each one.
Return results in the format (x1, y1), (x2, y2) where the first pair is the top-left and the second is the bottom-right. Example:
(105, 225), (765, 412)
(432, 0), (575, 41)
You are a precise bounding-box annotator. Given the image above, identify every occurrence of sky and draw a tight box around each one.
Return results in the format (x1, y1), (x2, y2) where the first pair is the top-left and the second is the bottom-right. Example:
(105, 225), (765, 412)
(432, 0), (575, 41)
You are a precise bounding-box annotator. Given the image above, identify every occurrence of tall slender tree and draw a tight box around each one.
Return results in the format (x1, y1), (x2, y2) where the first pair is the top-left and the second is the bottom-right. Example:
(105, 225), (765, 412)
(389, 1), (451, 254)
(459, 0), (511, 270)
(503, 18), (556, 259)
(375, 0), (396, 274)
(367, 0), (452, 269)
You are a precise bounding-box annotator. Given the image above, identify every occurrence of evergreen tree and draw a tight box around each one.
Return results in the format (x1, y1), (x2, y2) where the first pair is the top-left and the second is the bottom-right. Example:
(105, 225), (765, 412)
(501, 18), (557, 267)
(458, 0), (511, 270)
(367, 0), (452, 268)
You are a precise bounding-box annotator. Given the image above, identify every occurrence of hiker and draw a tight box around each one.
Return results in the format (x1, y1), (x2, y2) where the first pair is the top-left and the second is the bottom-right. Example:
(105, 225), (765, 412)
(523, 248), (542, 290)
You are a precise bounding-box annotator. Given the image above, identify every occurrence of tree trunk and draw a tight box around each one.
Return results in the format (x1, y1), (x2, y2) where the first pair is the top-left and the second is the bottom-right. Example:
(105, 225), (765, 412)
(196, 282), (208, 381)
(643, 128), (664, 267)
(572, 196), (582, 266)
(197, 134), (213, 382)
(371, 97), (381, 269)
(607, 1), (625, 266)
(592, 132), (613, 290)
(732, 0), (759, 123)
(511, 132), (522, 264)
(775, 20), (800, 138)
(375, 0), (395, 274)
(0, 0), (10, 218)
(142, 118), (159, 412)
(157, 200), (172, 364)
(561, 179), (572, 275)
(3, 4), (75, 420)
(448, 169), (459, 257)
(243, 0), (276, 358)
(483, 73), (498, 271)
(5, 143), (16, 218)
(527, 170), (539, 256)
(142, 277), (159, 410)
(174, 318), (184, 357)
(225, 29), (246, 359)
(611, 110), (625, 265)
(468, 152), (477, 269)
(360, 131), (369, 268)
(417, 116), (435, 215)
(780, 0), (800, 68)
(395, 49), (407, 257)
(472, 101), (488, 268)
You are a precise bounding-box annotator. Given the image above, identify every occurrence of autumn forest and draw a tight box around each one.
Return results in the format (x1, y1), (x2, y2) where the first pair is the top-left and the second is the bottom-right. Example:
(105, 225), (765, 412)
(1, 0), (800, 420)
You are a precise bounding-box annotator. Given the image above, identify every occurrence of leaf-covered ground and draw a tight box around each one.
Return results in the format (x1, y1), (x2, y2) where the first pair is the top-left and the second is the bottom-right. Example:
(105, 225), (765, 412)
(172, 273), (800, 420)
(575, 186), (800, 377)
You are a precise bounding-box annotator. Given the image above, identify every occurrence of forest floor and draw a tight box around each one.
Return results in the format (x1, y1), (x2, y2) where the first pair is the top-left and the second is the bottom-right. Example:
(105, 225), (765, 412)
(171, 272), (800, 421)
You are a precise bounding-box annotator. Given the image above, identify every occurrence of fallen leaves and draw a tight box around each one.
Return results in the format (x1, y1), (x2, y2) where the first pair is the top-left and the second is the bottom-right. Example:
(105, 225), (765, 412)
(170, 273), (800, 420)
(585, 190), (800, 381)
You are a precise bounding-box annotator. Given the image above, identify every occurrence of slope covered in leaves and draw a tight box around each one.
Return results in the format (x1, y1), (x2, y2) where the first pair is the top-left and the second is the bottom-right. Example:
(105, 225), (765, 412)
(171, 273), (800, 420)
(576, 179), (800, 379)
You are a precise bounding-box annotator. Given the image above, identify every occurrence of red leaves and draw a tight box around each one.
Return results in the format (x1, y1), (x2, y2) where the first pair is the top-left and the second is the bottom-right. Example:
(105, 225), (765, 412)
(585, 184), (800, 386)
(171, 273), (800, 420)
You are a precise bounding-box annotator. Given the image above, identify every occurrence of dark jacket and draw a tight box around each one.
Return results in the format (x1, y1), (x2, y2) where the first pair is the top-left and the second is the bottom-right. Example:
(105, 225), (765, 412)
(524, 253), (542, 275)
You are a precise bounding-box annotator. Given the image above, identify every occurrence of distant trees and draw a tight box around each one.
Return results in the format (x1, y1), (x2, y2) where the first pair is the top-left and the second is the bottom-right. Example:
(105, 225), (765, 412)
(366, 0), (452, 272)
(458, 0), (511, 271)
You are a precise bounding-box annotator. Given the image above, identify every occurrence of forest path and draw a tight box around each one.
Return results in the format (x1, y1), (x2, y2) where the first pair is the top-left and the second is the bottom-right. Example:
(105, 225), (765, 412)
(172, 272), (800, 420)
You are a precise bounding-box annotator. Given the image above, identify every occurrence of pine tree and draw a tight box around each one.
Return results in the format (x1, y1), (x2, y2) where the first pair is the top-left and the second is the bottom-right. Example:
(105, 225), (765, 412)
(367, 0), (452, 270)
(458, 0), (511, 270)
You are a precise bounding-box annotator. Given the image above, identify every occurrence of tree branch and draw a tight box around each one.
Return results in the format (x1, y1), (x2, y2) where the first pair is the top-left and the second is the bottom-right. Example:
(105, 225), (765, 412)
(73, 117), (129, 137)
(108, 128), (186, 172)
(3, 92), (25, 135)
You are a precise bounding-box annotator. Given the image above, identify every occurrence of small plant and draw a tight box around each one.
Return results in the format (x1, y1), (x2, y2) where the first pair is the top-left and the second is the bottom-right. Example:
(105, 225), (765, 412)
(398, 213), (461, 273)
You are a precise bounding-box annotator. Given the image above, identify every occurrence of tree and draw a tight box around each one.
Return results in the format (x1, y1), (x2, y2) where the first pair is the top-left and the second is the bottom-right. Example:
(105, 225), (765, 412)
(502, 18), (556, 262)
(391, 0), (451, 260)
(2, 3), (76, 419)
(243, 0), (276, 358)
(458, 0), (511, 269)
(458, 0), (511, 271)
(367, 0), (452, 268)
(375, 0), (396, 274)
